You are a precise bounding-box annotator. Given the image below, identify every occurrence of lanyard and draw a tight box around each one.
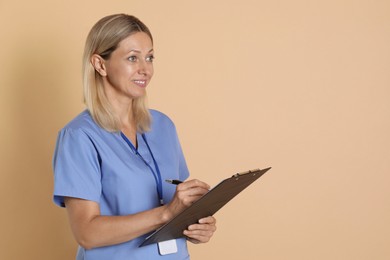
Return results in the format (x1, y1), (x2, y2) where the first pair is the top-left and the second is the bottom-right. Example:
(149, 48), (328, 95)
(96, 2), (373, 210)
(120, 132), (164, 205)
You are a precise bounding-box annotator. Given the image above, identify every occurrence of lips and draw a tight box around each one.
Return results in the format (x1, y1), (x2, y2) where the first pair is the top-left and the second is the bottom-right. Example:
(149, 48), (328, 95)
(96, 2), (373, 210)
(133, 80), (147, 88)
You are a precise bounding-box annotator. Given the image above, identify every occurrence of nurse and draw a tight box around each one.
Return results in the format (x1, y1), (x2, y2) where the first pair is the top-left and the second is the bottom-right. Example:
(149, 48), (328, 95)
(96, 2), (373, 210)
(53, 14), (216, 259)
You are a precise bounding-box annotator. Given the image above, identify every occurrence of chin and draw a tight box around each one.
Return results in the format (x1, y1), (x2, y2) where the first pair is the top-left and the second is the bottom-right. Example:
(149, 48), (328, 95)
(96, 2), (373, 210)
(129, 91), (147, 99)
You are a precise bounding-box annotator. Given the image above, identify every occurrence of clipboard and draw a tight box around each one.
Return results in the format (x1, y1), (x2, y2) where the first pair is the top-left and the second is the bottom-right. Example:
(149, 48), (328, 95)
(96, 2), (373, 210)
(139, 167), (271, 247)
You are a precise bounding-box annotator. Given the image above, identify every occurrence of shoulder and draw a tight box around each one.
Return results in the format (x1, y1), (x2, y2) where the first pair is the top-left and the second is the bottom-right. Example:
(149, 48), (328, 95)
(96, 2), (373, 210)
(54, 110), (112, 159)
(62, 110), (97, 131)
(148, 109), (180, 138)
(57, 110), (111, 144)
(149, 109), (176, 128)
(60, 110), (109, 138)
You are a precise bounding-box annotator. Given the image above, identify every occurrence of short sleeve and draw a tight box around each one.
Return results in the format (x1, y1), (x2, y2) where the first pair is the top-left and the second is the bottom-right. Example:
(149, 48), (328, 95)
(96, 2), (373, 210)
(178, 145), (189, 181)
(52, 128), (102, 207)
(173, 125), (190, 181)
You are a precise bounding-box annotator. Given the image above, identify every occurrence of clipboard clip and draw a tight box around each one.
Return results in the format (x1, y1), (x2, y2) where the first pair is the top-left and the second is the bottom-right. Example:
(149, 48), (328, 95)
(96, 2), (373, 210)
(232, 168), (261, 180)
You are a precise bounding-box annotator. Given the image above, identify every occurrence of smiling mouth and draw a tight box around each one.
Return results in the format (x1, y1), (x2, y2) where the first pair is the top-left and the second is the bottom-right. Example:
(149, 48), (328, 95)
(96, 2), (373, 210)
(133, 80), (147, 87)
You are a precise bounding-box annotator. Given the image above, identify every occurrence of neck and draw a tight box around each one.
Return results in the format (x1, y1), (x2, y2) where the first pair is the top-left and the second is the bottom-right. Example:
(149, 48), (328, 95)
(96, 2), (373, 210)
(102, 81), (135, 129)
(117, 105), (137, 140)
(120, 112), (138, 147)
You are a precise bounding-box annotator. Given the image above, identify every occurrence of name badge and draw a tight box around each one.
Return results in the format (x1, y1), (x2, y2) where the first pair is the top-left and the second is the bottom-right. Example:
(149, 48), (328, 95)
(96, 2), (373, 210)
(158, 239), (178, 255)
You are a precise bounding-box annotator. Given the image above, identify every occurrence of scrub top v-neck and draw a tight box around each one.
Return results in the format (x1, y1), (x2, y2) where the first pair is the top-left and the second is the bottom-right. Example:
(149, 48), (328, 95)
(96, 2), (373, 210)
(121, 132), (164, 206)
(53, 109), (190, 260)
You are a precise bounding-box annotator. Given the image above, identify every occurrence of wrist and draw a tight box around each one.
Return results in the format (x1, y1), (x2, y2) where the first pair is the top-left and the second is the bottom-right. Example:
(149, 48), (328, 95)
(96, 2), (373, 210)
(161, 204), (173, 223)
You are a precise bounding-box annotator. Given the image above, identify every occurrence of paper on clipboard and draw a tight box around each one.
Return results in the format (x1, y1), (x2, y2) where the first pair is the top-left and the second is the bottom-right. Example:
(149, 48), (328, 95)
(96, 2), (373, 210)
(139, 167), (271, 247)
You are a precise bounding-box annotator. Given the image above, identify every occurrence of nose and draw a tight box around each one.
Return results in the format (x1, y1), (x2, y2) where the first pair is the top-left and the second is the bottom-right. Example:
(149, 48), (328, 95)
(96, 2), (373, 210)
(138, 60), (153, 76)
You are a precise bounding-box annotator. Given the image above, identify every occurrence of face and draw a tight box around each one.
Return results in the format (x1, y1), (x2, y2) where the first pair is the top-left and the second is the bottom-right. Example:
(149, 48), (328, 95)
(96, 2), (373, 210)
(97, 32), (154, 104)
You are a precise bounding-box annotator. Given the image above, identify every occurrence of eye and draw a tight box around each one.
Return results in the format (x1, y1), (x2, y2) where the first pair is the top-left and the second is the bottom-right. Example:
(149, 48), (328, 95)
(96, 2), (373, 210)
(128, 56), (137, 62)
(146, 55), (155, 62)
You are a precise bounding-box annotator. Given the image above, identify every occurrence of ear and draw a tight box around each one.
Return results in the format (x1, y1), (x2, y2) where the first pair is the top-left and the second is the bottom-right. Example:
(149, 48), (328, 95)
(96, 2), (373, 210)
(90, 54), (107, 76)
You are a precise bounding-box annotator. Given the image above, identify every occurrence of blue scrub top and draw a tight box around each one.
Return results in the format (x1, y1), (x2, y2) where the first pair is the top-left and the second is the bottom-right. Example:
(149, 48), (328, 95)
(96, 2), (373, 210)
(53, 109), (190, 260)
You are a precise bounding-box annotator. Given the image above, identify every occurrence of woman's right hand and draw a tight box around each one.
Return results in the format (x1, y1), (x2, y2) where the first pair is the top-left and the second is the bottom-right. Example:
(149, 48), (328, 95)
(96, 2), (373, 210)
(164, 179), (210, 219)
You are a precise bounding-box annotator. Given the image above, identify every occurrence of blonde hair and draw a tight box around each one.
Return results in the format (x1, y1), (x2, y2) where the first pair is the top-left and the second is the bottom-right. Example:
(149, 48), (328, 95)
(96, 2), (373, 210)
(82, 14), (152, 132)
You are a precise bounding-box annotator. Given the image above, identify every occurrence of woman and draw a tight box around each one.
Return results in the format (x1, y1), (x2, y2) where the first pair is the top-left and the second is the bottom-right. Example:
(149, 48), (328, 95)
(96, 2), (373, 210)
(53, 14), (216, 259)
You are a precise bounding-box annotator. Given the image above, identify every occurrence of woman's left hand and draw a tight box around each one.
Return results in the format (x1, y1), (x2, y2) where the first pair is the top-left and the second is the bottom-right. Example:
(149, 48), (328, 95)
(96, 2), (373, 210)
(183, 216), (217, 244)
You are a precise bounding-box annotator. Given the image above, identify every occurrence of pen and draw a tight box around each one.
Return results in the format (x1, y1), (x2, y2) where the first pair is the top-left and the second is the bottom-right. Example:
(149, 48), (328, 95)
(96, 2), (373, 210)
(165, 179), (183, 185)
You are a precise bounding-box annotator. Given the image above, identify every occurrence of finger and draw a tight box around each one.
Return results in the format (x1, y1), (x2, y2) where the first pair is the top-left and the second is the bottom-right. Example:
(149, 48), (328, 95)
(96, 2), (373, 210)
(198, 216), (216, 225)
(175, 188), (208, 205)
(188, 223), (217, 233)
(183, 229), (213, 243)
(177, 179), (210, 191)
(177, 187), (209, 198)
(175, 181), (210, 204)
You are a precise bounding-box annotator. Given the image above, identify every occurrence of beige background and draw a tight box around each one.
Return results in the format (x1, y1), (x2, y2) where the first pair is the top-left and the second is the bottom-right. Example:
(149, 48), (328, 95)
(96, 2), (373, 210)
(1, 0), (389, 259)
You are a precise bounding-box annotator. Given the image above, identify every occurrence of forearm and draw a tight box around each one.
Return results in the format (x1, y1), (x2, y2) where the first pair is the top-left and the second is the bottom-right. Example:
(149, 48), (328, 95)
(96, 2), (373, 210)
(65, 198), (172, 249)
(84, 210), (166, 248)
(65, 179), (211, 249)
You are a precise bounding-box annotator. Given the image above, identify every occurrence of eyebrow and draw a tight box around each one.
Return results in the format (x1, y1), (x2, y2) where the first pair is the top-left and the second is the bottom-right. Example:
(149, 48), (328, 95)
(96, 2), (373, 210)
(128, 48), (154, 54)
